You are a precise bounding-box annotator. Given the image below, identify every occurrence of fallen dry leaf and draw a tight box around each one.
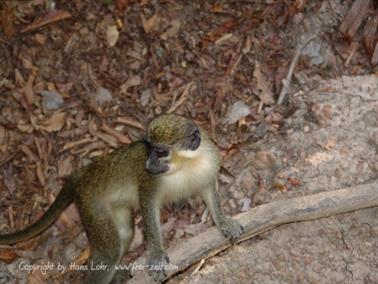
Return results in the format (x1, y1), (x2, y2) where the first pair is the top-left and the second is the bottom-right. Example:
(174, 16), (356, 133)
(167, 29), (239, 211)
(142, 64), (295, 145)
(254, 150), (276, 170)
(34, 33), (46, 45)
(0, 125), (6, 144)
(160, 19), (181, 40)
(62, 138), (93, 152)
(141, 14), (162, 33)
(27, 273), (44, 284)
(93, 131), (118, 147)
(21, 10), (72, 33)
(56, 203), (80, 230)
(58, 155), (74, 177)
(20, 145), (38, 162)
(294, 0), (307, 10)
(21, 54), (33, 70)
(0, 249), (18, 264)
(22, 74), (36, 106)
(17, 120), (34, 133)
(74, 247), (91, 266)
(215, 33), (233, 45)
(36, 161), (46, 187)
(287, 176), (301, 187)
(56, 82), (74, 98)
(120, 75), (142, 94)
(273, 182), (287, 192)
(372, 43), (378, 65)
(201, 18), (238, 47)
(100, 123), (131, 144)
(37, 111), (66, 132)
(71, 141), (105, 157)
(115, 117), (145, 130)
(363, 15), (378, 55)
(168, 82), (194, 113)
(253, 62), (275, 105)
(26, 260), (51, 283)
(14, 69), (25, 87)
(115, 0), (130, 13)
(106, 25), (119, 47)
(0, 6), (16, 39)
(130, 226), (143, 250)
(88, 120), (118, 147)
(311, 103), (333, 127)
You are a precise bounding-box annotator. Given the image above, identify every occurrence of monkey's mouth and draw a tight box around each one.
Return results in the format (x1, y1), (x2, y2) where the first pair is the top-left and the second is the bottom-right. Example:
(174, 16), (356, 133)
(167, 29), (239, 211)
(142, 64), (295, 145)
(145, 159), (170, 176)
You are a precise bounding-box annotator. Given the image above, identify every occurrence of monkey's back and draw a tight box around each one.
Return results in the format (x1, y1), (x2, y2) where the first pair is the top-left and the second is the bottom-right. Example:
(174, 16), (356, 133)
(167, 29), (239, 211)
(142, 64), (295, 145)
(73, 141), (152, 210)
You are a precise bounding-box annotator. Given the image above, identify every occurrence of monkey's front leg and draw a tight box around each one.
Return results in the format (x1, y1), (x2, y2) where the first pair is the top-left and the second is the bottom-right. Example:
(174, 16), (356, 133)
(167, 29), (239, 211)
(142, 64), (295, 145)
(140, 194), (169, 282)
(202, 181), (244, 241)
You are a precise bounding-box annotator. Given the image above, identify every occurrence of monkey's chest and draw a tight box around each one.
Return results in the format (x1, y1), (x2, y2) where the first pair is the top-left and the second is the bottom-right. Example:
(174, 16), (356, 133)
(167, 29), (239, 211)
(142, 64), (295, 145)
(157, 156), (217, 204)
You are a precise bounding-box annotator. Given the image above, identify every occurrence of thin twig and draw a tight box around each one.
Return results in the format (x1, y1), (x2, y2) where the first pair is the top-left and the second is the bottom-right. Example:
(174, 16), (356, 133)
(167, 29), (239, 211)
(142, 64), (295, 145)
(277, 34), (317, 105)
(167, 82), (194, 113)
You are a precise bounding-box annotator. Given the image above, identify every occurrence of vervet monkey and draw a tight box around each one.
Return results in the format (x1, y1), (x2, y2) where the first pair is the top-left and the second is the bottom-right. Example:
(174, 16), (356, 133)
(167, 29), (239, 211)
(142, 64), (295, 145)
(0, 114), (244, 283)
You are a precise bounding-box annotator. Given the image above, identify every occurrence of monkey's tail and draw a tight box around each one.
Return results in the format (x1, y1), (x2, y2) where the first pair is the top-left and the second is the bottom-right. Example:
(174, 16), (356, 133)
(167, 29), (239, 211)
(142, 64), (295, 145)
(0, 179), (75, 245)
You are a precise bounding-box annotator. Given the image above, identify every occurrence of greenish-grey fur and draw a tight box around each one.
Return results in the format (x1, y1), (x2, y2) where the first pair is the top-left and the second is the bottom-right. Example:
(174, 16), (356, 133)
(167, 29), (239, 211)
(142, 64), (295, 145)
(0, 142), (150, 246)
(0, 114), (243, 284)
(147, 114), (194, 145)
(74, 141), (152, 199)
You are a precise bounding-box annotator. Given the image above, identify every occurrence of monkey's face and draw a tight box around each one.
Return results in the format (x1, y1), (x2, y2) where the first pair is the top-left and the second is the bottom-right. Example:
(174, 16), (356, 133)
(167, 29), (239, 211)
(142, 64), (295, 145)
(145, 114), (202, 175)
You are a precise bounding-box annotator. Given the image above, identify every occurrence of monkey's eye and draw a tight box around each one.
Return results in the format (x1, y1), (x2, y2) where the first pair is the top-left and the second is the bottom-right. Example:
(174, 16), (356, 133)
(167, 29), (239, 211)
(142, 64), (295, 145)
(153, 147), (169, 158)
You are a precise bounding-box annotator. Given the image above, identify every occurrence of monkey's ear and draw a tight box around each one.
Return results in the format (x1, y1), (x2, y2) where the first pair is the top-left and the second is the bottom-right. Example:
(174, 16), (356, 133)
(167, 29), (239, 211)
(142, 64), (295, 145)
(189, 129), (201, 150)
(183, 129), (201, 151)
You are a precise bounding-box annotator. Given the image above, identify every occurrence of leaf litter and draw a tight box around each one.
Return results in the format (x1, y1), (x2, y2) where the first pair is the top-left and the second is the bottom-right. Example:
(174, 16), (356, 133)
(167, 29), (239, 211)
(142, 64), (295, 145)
(0, 0), (377, 282)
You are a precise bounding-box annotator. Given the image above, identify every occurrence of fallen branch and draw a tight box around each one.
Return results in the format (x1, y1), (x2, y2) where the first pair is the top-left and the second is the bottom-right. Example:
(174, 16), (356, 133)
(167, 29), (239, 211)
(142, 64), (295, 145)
(277, 34), (317, 105)
(129, 180), (378, 283)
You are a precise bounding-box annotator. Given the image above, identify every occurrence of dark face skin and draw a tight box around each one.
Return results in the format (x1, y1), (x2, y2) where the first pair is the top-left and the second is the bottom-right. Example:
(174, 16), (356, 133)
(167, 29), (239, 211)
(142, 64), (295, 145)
(144, 128), (201, 176)
(144, 142), (170, 175)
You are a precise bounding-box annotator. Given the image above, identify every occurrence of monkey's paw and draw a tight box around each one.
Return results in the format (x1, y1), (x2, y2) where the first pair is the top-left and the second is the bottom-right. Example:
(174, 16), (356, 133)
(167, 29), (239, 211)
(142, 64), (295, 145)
(148, 250), (170, 282)
(219, 218), (244, 241)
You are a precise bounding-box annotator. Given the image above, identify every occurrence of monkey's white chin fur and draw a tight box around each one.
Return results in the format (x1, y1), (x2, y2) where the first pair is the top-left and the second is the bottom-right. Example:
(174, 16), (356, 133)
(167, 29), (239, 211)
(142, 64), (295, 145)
(176, 148), (201, 158)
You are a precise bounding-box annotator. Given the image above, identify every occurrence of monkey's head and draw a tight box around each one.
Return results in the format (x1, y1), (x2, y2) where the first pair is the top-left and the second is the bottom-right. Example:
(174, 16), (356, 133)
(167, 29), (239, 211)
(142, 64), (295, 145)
(145, 114), (201, 175)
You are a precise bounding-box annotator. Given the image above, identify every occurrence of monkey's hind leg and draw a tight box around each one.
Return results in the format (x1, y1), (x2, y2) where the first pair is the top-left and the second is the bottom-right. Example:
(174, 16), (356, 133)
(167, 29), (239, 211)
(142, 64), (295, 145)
(81, 206), (124, 284)
(111, 207), (135, 283)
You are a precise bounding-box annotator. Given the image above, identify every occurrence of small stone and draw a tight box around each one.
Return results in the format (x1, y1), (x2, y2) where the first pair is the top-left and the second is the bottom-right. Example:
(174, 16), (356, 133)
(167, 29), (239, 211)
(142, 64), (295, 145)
(238, 170), (257, 189)
(232, 188), (244, 200)
(240, 198), (251, 212)
(368, 132), (378, 148)
(254, 151), (277, 170)
(140, 88), (151, 107)
(303, 125), (310, 132)
(225, 100), (251, 124)
(95, 87), (113, 105)
(41, 90), (64, 111)
(228, 198), (238, 209)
